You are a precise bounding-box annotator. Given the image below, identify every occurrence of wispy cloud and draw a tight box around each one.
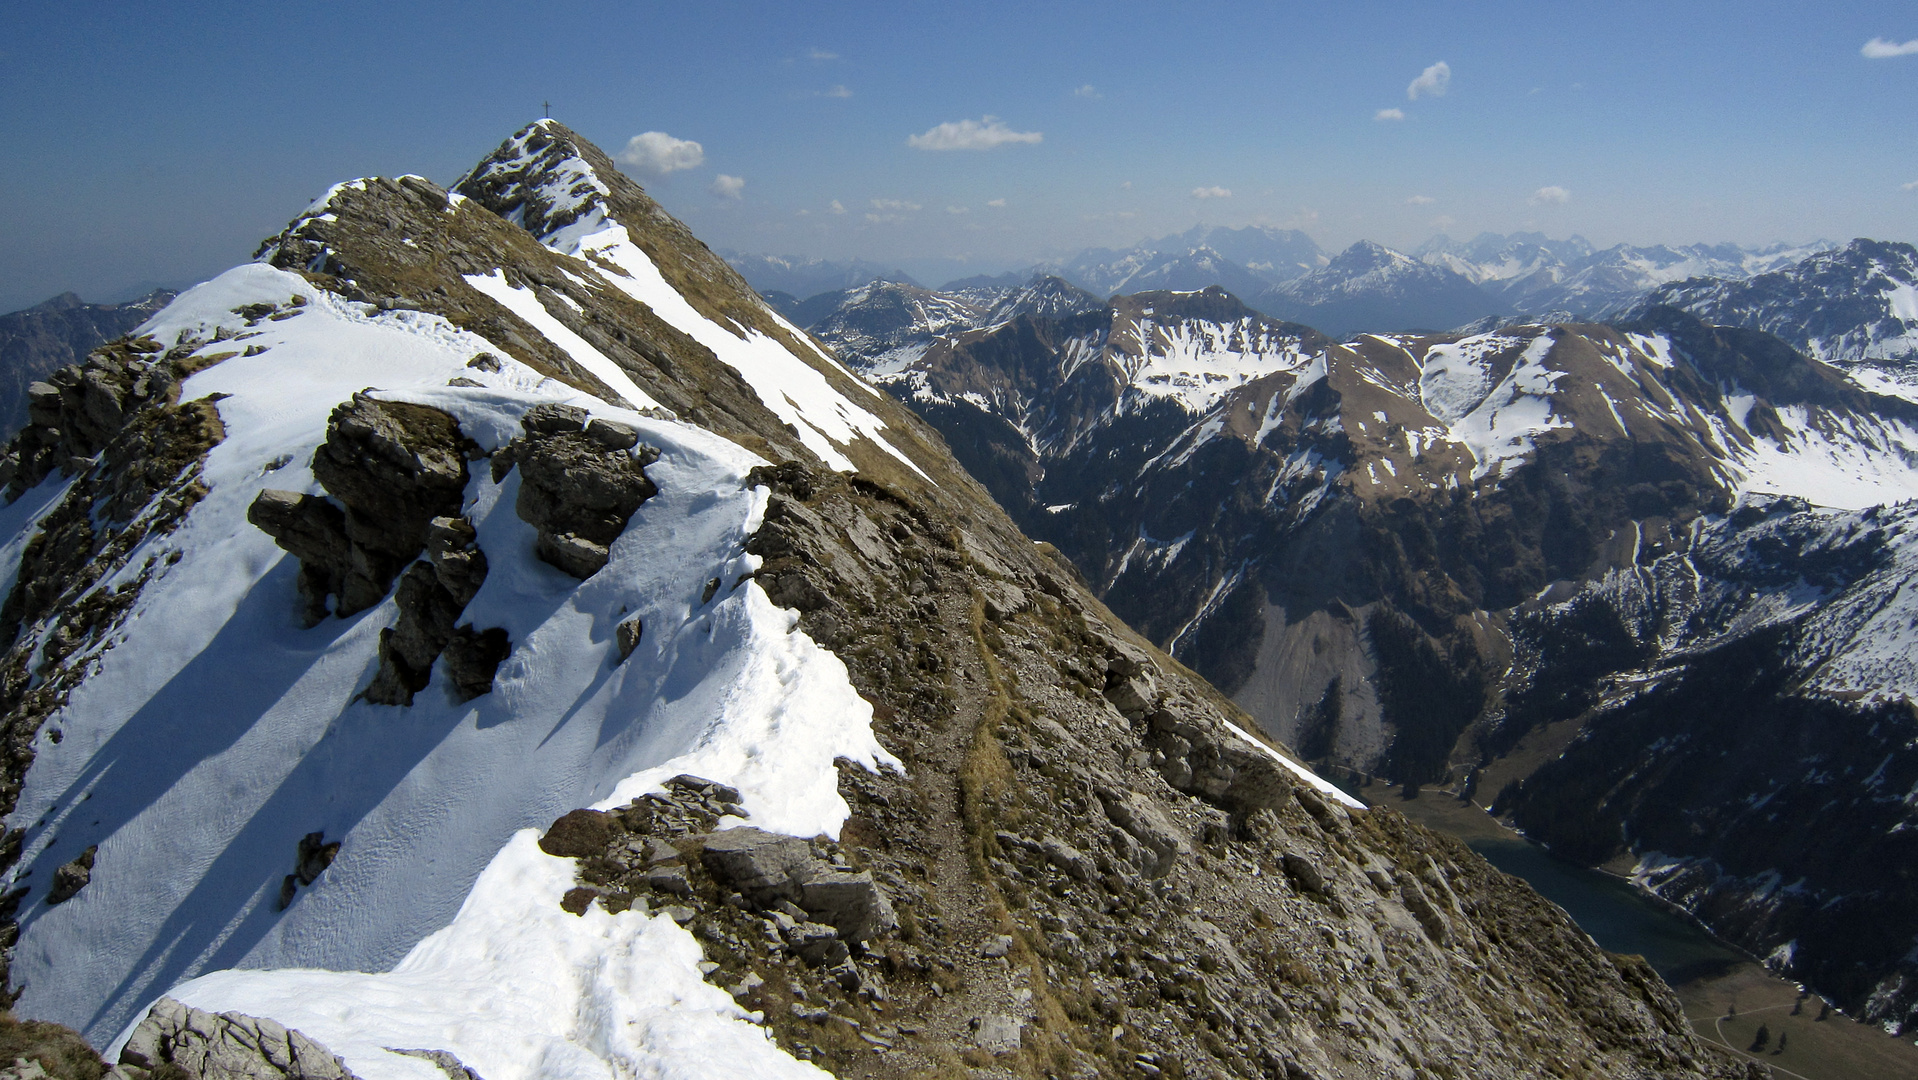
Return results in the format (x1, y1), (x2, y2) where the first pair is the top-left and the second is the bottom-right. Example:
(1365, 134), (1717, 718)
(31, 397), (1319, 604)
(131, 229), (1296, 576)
(1530, 185), (1571, 205)
(1903, 179), (1918, 191)
(1406, 194), (1436, 205)
(946, 205), (970, 215)
(907, 116), (1043, 151)
(1073, 84), (1102, 99)
(819, 85), (853, 98)
(616, 132), (704, 174)
(709, 174), (744, 199)
(871, 199), (922, 212)
(1408, 61), (1451, 100)
(829, 200), (846, 214)
(1431, 215), (1457, 229)
(1375, 108), (1405, 122)
(986, 198), (1007, 207)
(1192, 186), (1232, 200)
(807, 47), (839, 61)
(1862, 37), (1918, 58)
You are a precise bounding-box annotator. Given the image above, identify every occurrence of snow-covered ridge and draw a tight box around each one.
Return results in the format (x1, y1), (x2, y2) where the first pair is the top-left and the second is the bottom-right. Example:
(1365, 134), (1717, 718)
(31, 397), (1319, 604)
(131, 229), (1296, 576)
(8, 255), (892, 1072)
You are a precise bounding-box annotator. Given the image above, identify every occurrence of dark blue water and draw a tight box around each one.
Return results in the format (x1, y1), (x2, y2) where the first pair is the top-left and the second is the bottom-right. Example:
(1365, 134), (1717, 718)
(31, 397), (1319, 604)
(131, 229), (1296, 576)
(1385, 794), (1750, 985)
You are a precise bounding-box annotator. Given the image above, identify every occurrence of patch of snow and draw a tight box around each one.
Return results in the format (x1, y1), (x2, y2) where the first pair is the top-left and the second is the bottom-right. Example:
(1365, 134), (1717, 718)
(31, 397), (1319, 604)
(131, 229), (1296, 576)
(461, 270), (661, 411)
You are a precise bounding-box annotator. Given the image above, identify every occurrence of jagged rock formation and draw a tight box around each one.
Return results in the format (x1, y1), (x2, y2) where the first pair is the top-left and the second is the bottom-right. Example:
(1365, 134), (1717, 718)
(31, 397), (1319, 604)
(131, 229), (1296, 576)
(110, 999), (359, 1080)
(0, 291), (178, 438)
(0, 121), (1761, 1078)
(246, 394), (510, 706)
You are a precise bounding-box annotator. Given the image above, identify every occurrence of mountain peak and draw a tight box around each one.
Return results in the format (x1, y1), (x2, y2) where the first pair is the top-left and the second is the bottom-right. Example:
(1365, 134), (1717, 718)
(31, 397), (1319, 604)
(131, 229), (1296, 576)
(454, 120), (618, 249)
(1328, 239), (1413, 273)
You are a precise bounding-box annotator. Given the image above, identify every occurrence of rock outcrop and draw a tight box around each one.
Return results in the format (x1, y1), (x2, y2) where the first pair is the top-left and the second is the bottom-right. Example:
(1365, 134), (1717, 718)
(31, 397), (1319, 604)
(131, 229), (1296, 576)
(490, 403), (657, 578)
(249, 394), (471, 624)
(249, 396), (510, 706)
(110, 999), (358, 1080)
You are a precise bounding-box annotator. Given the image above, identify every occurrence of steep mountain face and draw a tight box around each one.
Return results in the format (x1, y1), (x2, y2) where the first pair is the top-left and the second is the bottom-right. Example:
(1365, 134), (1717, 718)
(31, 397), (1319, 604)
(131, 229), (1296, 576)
(0, 290), (177, 436)
(843, 293), (1918, 1032)
(1256, 242), (1505, 336)
(0, 122), (1747, 1079)
(1637, 238), (1918, 400)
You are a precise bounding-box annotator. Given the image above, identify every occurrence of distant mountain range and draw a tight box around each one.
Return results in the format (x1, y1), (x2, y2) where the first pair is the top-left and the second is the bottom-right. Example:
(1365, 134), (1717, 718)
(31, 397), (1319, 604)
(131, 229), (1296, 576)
(728, 228), (1842, 341)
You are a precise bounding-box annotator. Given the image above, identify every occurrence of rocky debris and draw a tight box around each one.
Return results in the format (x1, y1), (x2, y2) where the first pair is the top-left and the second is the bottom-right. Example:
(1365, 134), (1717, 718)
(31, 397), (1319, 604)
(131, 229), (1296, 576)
(110, 998), (359, 1080)
(250, 394), (471, 624)
(384, 1049), (482, 1080)
(276, 833), (340, 911)
(45, 846), (96, 905)
(491, 404), (657, 578)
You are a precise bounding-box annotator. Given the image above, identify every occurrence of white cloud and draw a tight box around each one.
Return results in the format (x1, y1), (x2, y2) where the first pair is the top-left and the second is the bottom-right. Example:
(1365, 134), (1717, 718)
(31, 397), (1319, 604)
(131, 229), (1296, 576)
(871, 199), (922, 212)
(1375, 108), (1405, 122)
(1904, 179), (1918, 191)
(1073, 84), (1102, 99)
(1862, 37), (1918, 58)
(709, 174), (745, 199)
(1406, 194), (1436, 205)
(907, 116), (1043, 151)
(829, 199), (846, 214)
(1407, 61), (1451, 101)
(1431, 215), (1457, 229)
(1530, 185), (1571, 205)
(986, 198), (1007, 207)
(819, 85), (853, 98)
(616, 131), (705, 175)
(1120, 180), (1132, 190)
(945, 205), (970, 215)
(1191, 186), (1232, 200)
(807, 48), (839, 61)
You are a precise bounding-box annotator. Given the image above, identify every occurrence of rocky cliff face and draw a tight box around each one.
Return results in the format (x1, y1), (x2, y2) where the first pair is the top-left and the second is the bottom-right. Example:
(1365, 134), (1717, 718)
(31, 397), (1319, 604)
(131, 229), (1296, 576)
(0, 122), (1755, 1079)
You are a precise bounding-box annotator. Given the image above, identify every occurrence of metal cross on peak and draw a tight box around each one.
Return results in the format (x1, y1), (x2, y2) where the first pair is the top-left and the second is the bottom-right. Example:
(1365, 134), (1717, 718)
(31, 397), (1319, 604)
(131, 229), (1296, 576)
(543, 101), (550, 118)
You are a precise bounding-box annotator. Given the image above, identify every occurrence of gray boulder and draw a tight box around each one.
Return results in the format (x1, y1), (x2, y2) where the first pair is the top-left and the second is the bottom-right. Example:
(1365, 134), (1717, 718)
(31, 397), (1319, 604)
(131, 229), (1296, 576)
(46, 845), (96, 905)
(493, 407), (658, 579)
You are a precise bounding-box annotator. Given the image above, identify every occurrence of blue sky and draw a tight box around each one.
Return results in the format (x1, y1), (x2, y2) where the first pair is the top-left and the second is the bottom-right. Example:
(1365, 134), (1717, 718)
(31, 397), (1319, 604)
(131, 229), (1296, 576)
(2, 1), (1914, 310)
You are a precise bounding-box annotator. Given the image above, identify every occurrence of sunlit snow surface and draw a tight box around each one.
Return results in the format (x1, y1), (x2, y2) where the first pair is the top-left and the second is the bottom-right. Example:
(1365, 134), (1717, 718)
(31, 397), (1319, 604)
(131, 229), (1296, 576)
(6, 263), (892, 1073)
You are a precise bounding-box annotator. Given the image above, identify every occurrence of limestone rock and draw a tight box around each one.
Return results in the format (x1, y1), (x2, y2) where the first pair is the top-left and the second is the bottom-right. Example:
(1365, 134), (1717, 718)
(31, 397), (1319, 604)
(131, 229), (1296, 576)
(385, 1050), (483, 1080)
(1098, 788), (1187, 878)
(112, 997), (360, 1080)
